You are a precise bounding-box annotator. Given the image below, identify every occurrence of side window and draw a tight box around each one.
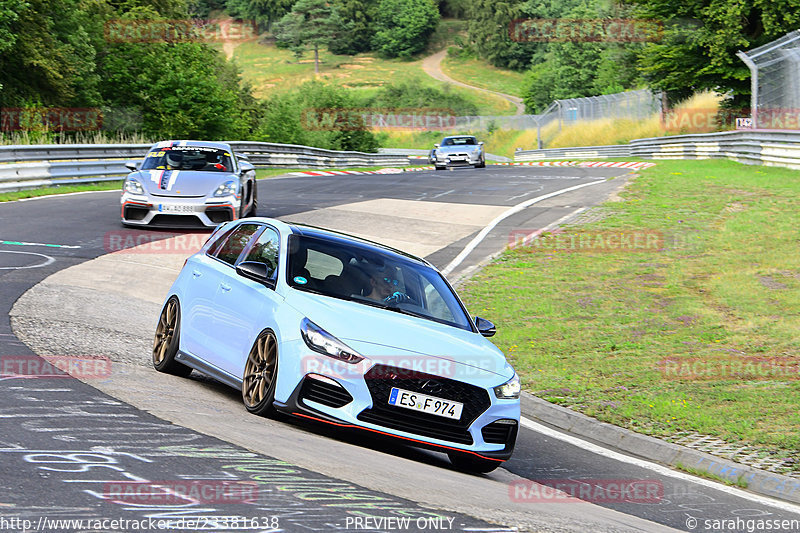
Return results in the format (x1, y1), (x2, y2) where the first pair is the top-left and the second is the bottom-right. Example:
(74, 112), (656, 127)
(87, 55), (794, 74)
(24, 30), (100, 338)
(305, 249), (343, 280)
(206, 224), (236, 256)
(242, 227), (280, 278)
(214, 224), (259, 266)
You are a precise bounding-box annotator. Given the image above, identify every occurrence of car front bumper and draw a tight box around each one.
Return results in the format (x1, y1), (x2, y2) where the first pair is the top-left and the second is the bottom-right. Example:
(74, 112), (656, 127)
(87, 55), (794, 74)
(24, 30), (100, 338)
(121, 193), (240, 228)
(273, 339), (520, 461)
(433, 151), (484, 167)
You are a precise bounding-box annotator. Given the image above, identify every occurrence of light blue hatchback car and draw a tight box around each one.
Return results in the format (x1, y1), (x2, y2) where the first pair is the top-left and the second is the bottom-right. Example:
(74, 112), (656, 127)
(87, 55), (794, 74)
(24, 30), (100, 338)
(153, 218), (520, 472)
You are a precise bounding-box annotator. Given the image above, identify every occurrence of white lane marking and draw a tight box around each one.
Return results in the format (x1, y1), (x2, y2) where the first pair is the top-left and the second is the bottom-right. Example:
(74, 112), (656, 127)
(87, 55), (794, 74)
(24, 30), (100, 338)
(441, 180), (606, 275)
(0, 250), (55, 270)
(519, 417), (800, 514)
(0, 240), (81, 249)
(431, 189), (456, 199)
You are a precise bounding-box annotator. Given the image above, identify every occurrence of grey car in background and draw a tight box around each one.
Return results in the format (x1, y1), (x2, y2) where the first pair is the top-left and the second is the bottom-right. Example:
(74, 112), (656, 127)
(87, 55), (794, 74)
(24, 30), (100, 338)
(429, 135), (486, 170)
(120, 140), (258, 228)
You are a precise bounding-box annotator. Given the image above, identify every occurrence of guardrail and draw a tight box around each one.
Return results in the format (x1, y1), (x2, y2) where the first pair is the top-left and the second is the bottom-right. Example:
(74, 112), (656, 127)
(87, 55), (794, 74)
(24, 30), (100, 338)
(0, 141), (411, 192)
(515, 145), (632, 161)
(515, 130), (800, 170)
(378, 147), (512, 163)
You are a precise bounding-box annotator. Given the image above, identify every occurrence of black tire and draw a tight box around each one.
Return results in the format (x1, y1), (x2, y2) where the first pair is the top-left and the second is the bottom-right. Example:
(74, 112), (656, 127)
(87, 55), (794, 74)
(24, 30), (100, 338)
(242, 330), (279, 416)
(152, 297), (192, 377)
(447, 452), (501, 474)
(435, 165), (446, 171)
(247, 181), (258, 217)
(477, 159), (486, 168)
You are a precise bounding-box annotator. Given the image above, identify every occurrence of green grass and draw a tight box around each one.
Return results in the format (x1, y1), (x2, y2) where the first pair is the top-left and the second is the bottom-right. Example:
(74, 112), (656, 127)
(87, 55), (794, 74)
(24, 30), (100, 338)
(231, 41), (515, 116)
(0, 181), (124, 202)
(440, 52), (527, 98)
(459, 159), (800, 465)
(675, 463), (749, 488)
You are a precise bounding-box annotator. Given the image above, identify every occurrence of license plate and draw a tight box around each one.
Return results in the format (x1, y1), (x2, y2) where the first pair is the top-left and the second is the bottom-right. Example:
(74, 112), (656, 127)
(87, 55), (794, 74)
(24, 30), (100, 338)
(388, 387), (463, 420)
(159, 204), (194, 213)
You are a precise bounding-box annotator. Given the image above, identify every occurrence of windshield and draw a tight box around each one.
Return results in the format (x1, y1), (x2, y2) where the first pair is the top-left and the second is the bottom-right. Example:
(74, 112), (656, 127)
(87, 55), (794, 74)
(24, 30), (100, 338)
(442, 137), (477, 146)
(141, 147), (234, 172)
(287, 234), (473, 331)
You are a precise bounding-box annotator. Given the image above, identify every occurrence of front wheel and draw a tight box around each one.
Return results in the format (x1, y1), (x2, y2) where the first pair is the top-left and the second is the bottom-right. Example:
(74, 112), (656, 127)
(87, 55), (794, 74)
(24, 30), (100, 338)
(447, 452), (501, 474)
(152, 297), (192, 377)
(435, 165), (446, 171)
(242, 330), (279, 416)
(246, 181), (258, 217)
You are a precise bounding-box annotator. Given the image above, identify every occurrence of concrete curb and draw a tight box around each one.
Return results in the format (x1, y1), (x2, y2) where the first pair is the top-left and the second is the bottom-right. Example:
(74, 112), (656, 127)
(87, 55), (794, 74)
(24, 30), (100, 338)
(520, 391), (800, 505)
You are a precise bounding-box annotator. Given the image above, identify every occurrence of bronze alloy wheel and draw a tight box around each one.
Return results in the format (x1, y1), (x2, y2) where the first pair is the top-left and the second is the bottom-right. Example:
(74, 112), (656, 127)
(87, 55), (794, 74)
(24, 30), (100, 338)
(152, 297), (192, 377)
(242, 330), (278, 416)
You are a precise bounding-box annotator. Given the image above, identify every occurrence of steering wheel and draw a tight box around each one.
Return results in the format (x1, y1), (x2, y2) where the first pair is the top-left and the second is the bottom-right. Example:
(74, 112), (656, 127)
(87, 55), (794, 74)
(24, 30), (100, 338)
(384, 291), (417, 305)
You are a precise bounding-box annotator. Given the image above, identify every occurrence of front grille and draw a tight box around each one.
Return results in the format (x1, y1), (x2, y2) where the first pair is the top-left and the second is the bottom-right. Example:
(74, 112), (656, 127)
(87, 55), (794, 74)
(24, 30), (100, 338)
(299, 377), (353, 408)
(124, 205), (149, 221)
(205, 206), (234, 224)
(357, 364), (491, 445)
(150, 214), (206, 227)
(481, 420), (518, 445)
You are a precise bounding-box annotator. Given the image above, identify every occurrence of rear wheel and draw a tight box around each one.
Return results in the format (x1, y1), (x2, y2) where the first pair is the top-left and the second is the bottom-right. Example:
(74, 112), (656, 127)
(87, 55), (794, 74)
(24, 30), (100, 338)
(435, 165), (446, 171)
(152, 297), (192, 377)
(242, 330), (278, 416)
(447, 452), (501, 474)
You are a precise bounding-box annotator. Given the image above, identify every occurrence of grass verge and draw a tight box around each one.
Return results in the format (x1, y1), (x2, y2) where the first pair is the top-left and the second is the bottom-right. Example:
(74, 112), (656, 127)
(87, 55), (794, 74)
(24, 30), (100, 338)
(440, 52), (526, 98)
(459, 159), (800, 467)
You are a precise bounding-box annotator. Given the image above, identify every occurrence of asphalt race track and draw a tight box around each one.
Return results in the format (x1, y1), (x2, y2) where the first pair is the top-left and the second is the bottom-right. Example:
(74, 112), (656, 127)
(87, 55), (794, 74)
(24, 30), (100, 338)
(2, 165), (800, 533)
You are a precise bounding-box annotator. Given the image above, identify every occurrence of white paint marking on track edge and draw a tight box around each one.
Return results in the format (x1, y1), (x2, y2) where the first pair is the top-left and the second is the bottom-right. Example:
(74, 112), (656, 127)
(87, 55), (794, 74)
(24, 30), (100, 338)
(441, 180), (606, 276)
(0, 250), (55, 270)
(519, 416), (800, 514)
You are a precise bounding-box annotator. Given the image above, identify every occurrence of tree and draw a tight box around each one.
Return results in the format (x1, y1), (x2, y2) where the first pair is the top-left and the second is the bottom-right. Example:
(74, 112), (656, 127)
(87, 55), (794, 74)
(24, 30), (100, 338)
(225, 0), (294, 27)
(372, 0), (439, 58)
(327, 0), (377, 55)
(632, 0), (800, 105)
(272, 0), (342, 73)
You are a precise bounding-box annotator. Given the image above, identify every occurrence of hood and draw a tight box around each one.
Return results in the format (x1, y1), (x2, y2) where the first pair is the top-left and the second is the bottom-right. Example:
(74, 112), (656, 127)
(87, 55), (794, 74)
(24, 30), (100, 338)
(134, 170), (236, 197)
(284, 289), (512, 380)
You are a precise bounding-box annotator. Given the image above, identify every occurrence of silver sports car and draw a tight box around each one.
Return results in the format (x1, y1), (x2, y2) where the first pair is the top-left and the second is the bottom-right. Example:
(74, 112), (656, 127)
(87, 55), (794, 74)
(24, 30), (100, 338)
(121, 140), (257, 228)
(429, 135), (486, 170)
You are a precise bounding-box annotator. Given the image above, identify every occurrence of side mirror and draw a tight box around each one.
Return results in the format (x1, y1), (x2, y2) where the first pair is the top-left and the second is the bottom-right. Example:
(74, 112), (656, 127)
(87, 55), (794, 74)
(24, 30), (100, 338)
(239, 160), (255, 174)
(237, 153), (250, 161)
(433, 144), (440, 148)
(125, 160), (139, 171)
(236, 261), (275, 288)
(474, 316), (496, 337)
(478, 141), (484, 145)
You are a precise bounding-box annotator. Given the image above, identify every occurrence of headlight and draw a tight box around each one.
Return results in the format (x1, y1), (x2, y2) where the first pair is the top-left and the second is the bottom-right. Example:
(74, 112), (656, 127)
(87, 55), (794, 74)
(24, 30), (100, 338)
(494, 373), (520, 399)
(214, 180), (237, 197)
(300, 318), (363, 364)
(124, 178), (144, 195)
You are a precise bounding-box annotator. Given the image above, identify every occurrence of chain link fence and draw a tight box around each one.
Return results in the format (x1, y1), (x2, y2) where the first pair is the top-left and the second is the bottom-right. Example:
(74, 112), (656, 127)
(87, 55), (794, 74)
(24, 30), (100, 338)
(738, 30), (800, 129)
(442, 89), (662, 149)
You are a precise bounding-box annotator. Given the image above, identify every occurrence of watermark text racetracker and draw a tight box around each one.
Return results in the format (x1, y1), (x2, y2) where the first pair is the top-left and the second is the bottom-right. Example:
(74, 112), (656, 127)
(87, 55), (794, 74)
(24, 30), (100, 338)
(510, 479), (663, 503)
(104, 18), (257, 43)
(0, 355), (112, 380)
(509, 18), (664, 42)
(509, 228), (665, 253)
(301, 108), (458, 131)
(659, 357), (800, 381)
(105, 230), (210, 255)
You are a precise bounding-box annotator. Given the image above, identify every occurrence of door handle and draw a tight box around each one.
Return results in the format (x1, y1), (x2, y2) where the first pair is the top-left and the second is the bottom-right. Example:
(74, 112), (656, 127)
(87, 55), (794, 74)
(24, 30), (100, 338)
(220, 283), (232, 292)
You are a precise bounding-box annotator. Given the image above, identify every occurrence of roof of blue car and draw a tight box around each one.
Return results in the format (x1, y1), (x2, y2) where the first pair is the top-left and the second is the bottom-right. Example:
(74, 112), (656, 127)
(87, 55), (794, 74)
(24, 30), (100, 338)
(286, 222), (428, 265)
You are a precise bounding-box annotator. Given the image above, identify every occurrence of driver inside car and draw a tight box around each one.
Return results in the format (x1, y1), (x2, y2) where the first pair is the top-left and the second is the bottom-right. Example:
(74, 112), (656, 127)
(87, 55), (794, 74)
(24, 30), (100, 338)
(363, 263), (412, 304)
